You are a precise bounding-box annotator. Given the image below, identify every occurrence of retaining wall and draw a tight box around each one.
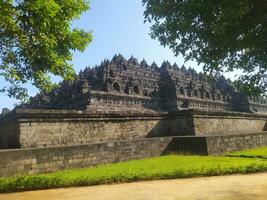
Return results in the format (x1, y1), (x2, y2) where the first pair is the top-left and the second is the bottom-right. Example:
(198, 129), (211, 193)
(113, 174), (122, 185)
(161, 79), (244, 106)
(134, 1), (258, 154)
(166, 110), (267, 136)
(0, 109), (165, 148)
(166, 133), (267, 155)
(0, 137), (172, 178)
(1, 133), (267, 177)
(1, 109), (267, 149)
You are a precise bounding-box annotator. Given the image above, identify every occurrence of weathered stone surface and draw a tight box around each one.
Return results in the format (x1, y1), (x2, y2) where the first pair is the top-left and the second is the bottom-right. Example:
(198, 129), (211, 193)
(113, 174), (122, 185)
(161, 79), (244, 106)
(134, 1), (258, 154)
(166, 133), (267, 156)
(0, 108), (165, 148)
(18, 119), (161, 148)
(1, 55), (267, 177)
(206, 133), (267, 155)
(168, 109), (267, 136)
(0, 109), (266, 149)
(0, 133), (267, 177)
(0, 137), (173, 177)
(22, 54), (267, 113)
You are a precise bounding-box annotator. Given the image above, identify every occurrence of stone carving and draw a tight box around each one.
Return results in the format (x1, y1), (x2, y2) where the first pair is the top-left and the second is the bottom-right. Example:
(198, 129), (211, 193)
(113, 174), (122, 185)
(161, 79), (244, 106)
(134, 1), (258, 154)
(26, 54), (267, 113)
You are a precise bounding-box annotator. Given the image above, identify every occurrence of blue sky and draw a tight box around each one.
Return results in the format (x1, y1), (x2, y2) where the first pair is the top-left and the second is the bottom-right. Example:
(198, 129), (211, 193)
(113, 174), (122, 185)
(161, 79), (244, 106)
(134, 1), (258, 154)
(0, 0), (233, 111)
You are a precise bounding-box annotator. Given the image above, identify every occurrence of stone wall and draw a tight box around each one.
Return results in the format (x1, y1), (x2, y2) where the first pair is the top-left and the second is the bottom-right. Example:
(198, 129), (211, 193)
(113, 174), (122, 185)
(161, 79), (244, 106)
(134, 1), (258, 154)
(194, 116), (266, 136)
(0, 108), (166, 149)
(0, 137), (172, 178)
(1, 108), (267, 149)
(176, 96), (232, 111)
(89, 90), (161, 112)
(166, 110), (267, 136)
(1, 133), (267, 177)
(206, 133), (267, 155)
(159, 132), (267, 156)
(19, 119), (162, 148)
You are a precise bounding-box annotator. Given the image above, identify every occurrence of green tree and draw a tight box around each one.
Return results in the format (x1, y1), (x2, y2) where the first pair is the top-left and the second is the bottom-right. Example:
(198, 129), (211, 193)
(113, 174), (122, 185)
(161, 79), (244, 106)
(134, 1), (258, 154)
(0, 0), (92, 102)
(143, 0), (267, 95)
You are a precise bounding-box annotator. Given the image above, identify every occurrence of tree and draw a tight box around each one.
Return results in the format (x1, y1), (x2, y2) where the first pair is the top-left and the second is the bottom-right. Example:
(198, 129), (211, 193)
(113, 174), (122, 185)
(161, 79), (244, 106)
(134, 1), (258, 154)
(0, 0), (93, 102)
(143, 0), (267, 95)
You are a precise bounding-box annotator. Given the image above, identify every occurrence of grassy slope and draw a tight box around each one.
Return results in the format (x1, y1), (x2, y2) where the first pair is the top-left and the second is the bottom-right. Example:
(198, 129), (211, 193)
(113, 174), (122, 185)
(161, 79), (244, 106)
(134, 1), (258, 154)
(1, 155), (267, 192)
(226, 146), (267, 159)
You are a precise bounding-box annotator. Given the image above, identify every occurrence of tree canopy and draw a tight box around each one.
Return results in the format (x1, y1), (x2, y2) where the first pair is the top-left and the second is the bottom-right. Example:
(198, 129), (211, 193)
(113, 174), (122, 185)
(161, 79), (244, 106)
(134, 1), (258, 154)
(0, 0), (92, 102)
(143, 0), (267, 95)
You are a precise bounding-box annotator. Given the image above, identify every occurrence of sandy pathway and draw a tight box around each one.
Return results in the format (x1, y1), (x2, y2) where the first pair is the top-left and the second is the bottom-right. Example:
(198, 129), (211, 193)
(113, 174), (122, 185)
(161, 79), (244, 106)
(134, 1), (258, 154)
(1, 173), (267, 200)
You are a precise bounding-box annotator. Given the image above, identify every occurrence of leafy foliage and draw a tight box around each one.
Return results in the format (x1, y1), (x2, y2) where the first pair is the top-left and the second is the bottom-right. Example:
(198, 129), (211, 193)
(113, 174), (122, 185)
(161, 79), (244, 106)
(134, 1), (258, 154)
(142, 0), (267, 95)
(1, 155), (267, 192)
(0, 0), (93, 102)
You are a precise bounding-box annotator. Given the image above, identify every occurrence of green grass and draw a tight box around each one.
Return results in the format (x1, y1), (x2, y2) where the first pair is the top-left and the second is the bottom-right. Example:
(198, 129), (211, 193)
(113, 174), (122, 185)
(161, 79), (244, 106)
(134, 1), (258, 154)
(1, 155), (267, 193)
(225, 146), (267, 159)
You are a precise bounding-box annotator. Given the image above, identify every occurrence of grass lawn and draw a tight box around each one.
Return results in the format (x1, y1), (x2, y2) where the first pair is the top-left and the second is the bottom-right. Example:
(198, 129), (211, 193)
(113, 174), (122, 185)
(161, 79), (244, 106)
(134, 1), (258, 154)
(226, 146), (267, 159)
(1, 154), (267, 193)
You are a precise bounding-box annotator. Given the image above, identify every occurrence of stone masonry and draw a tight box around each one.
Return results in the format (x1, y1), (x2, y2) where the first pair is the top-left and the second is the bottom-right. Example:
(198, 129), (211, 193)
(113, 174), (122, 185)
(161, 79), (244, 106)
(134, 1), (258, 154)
(1, 108), (267, 149)
(24, 54), (267, 113)
(0, 55), (267, 177)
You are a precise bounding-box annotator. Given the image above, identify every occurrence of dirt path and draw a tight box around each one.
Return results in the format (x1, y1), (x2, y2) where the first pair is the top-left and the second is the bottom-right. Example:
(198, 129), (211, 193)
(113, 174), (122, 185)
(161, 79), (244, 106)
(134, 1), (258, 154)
(1, 173), (267, 200)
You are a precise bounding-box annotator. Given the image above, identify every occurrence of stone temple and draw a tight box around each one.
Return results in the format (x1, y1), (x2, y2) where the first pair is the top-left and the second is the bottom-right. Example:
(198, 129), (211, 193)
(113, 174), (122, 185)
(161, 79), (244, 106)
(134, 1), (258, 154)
(26, 54), (267, 113)
(0, 54), (267, 177)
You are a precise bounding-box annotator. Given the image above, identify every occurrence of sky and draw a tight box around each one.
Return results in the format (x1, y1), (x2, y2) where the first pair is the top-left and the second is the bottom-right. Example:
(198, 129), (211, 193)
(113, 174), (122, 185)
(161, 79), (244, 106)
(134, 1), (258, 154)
(0, 0), (234, 111)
